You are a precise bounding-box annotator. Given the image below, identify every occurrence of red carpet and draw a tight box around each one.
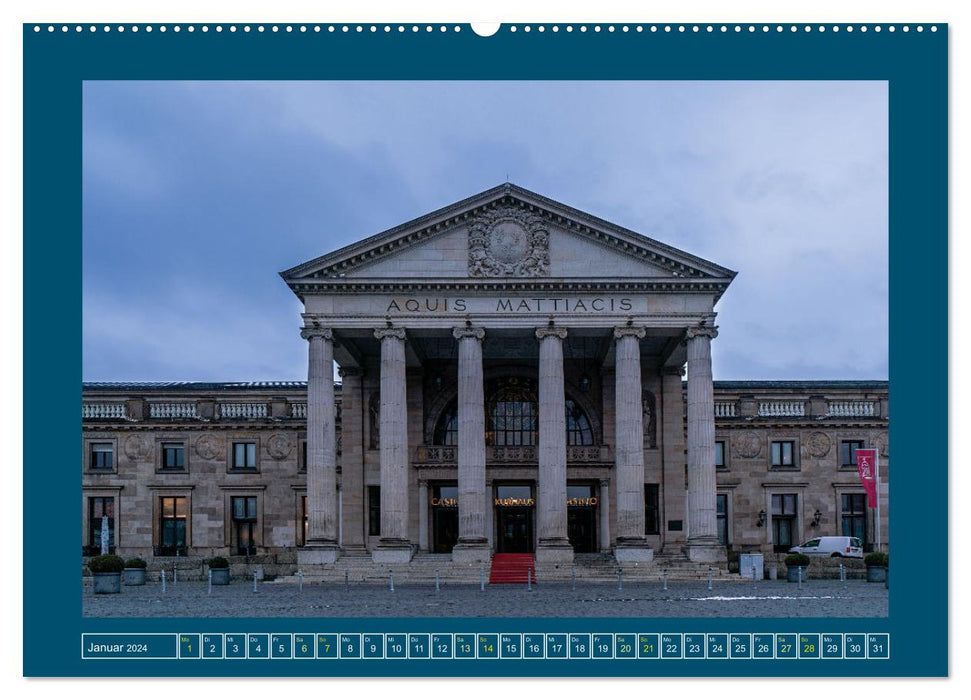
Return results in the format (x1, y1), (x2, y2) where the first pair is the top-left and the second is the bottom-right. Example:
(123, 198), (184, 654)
(489, 553), (537, 584)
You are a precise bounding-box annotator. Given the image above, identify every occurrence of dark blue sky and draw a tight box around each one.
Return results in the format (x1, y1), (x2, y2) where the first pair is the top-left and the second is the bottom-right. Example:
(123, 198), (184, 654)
(82, 81), (888, 381)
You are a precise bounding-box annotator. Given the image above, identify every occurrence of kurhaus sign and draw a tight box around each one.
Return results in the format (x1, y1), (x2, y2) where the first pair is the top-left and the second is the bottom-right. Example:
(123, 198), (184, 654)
(386, 296), (635, 314)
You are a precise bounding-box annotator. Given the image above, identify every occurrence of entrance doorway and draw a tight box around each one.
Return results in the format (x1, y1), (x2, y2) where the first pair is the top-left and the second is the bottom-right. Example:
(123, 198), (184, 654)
(567, 483), (598, 553)
(431, 484), (459, 553)
(494, 484), (535, 553)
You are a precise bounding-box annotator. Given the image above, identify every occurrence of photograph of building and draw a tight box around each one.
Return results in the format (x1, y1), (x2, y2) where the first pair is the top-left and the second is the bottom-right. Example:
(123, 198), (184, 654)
(82, 183), (888, 582)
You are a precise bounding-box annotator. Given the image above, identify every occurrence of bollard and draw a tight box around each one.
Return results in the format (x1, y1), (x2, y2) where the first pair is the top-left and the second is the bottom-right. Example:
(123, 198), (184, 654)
(480, 565), (485, 592)
(707, 567), (713, 591)
(618, 568), (623, 592)
(527, 568), (532, 592)
(752, 565), (757, 589)
(797, 566), (803, 590)
(389, 570), (395, 592)
(839, 563), (846, 589)
(298, 569), (303, 593)
(161, 569), (166, 593)
(174, 552), (179, 585)
(571, 566), (576, 592)
(435, 568), (440, 592)
(208, 569), (212, 596)
(662, 568), (667, 591)
(253, 571), (258, 593)
(344, 568), (349, 588)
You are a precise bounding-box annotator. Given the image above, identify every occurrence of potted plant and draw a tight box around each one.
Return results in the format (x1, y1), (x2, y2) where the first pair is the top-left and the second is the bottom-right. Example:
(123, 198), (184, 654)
(864, 552), (889, 582)
(784, 552), (811, 582)
(208, 556), (231, 585)
(88, 554), (126, 594)
(123, 557), (148, 586)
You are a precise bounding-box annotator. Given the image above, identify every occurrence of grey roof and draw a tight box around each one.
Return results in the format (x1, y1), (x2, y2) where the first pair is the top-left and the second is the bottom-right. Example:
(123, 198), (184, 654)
(83, 381), (317, 391)
(708, 380), (888, 391)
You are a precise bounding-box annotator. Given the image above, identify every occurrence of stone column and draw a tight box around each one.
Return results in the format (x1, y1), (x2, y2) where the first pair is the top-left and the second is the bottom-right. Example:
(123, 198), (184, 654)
(372, 327), (413, 563)
(535, 326), (574, 563)
(613, 326), (653, 562)
(485, 479), (494, 547)
(660, 365), (687, 554)
(599, 478), (611, 553)
(685, 325), (722, 562)
(451, 326), (491, 563)
(337, 367), (367, 555)
(298, 327), (340, 564)
(418, 480), (429, 552)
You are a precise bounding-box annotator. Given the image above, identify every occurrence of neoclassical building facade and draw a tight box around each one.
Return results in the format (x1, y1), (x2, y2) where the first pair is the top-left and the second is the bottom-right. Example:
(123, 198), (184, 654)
(81, 185), (889, 573)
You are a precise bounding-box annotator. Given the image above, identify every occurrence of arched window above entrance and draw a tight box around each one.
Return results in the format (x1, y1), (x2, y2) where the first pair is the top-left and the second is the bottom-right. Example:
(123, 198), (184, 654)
(432, 377), (594, 447)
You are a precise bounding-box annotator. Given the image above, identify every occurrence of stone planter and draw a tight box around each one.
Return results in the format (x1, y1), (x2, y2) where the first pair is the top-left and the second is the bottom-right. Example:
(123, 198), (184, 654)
(786, 565), (808, 583)
(866, 565), (888, 583)
(210, 568), (231, 585)
(123, 568), (147, 586)
(93, 572), (122, 594)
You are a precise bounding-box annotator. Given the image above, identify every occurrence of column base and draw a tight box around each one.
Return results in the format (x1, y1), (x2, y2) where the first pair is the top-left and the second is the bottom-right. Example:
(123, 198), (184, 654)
(451, 539), (492, 564)
(685, 540), (725, 563)
(371, 539), (415, 564)
(614, 539), (655, 563)
(297, 543), (341, 565)
(535, 539), (575, 564)
(339, 544), (369, 557)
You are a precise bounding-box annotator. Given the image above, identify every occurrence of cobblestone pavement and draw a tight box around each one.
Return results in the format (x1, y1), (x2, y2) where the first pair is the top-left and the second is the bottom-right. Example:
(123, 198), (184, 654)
(83, 579), (888, 618)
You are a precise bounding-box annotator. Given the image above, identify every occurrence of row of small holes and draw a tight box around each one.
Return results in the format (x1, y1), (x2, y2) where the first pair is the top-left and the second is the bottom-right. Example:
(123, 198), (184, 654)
(33, 24), (939, 34)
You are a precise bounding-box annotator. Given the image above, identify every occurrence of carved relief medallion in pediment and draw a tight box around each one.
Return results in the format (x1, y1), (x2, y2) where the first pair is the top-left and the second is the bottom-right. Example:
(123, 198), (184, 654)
(733, 430), (763, 459)
(124, 435), (151, 461)
(469, 205), (550, 277)
(805, 431), (832, 459)
(267, 433), (293, 460)
(194, 434), (223, 461)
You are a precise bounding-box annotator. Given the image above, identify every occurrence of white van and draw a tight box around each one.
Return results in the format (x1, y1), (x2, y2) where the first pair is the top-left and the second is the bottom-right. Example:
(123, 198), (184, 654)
(789, 536), (863, 558)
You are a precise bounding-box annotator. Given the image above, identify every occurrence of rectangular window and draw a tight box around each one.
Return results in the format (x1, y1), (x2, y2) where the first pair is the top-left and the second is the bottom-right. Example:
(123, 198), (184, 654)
(158, 496), (187, 556)
(770, 441), (795, 468)
(232, 442), (257, 470)
(715, 441), (726, 469)
(232, 496), (258, 555)
(771, 493), (797, 552)
(644, 484), (660, 535)
(89, 442), (114, 470)
(841, 440), (865, 467)
(716, 494), (728, 546)
(299, 441), (307, 472)
(368, 485), (381, 537)
(87, 496), (115, 555)
(841, 493), (868, 546)
(161, 442), (185, 470)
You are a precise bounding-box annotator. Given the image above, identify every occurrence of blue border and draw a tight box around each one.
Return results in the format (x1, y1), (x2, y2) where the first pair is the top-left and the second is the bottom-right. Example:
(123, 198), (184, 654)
(23, 22), (947, 677)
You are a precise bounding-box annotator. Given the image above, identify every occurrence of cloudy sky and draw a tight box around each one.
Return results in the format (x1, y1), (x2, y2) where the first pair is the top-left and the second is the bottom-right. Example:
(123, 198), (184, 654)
(82, 80), (887, 382)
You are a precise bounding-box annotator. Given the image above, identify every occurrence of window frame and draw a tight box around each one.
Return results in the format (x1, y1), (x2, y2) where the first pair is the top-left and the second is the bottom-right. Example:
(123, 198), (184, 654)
(156, 439), (187, 473)
(228, 438), (260, 472)
(770, 492), (799, 553)
(644, 484), (660, 536)
(840, 439), (866, 469)
(769, 439), (798, 470)
(156, 494), (189, 556)
(715, 439), (727, 470)
(85, 438), (117, 473)
(231, 495), (259, 556)
(86, 495), (116, 556)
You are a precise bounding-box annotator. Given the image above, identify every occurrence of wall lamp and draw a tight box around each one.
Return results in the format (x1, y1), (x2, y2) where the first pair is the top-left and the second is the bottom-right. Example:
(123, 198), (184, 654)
(811, 509), (822, 528)
(757, 510), (766, 527)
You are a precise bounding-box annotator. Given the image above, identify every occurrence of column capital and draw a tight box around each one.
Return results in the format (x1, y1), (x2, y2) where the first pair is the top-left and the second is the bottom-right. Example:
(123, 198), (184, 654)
(452, 326), (486, 341)
(535, 326), (568, 341)
(599, 478), (610, 488)
(374, 327), (407, 341)
(614, 325), (647, 340)
(686, 325), (719, 341)
(662, 365), (686, 377)
(337, 366), (364, 378)
(300, 326), (333, 341)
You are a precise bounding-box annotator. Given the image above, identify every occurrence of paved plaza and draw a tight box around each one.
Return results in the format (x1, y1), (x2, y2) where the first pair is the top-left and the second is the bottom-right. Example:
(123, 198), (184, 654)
(83, 579), (888, 618)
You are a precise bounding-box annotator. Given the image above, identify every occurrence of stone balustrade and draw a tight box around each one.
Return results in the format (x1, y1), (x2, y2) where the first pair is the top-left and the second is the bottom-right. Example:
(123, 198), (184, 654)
(757, 401), (805, 417)
(290, 403), (307, 418)
(148, 402), (198, 419)
(714, 401), (737, 418)
(219, 402), (268, 419)
(827, 400), (875, 417)
(82, 403), (127, 419)
(413, 443), (613, 466)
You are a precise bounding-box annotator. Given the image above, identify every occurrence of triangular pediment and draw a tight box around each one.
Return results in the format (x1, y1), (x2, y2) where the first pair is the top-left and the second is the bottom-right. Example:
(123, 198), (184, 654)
(281, 184), (736, 295)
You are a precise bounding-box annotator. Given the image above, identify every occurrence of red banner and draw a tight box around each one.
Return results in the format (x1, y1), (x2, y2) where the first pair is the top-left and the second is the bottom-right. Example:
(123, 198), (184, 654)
(856, 448), (879, 508)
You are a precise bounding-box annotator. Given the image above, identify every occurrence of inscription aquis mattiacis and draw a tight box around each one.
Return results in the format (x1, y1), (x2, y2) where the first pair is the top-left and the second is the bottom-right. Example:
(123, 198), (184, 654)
(384, 297), (635, 314)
